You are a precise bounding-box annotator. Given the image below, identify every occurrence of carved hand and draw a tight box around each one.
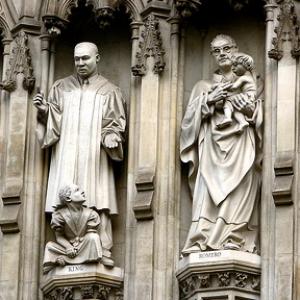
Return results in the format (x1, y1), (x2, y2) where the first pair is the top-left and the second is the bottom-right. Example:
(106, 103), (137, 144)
(33, 91), (49, 114)
(230, 93), (255, 117)
(207, 82), (232, 104)
(66, 247), (77, 258)
(103, 133), (121, 149)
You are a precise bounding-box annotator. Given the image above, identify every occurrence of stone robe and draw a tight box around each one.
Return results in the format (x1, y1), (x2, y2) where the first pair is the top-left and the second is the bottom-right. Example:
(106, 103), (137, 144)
(180, 74), (262, 253)
(38, 74), (126, 213)
(43, 206), (102, 267)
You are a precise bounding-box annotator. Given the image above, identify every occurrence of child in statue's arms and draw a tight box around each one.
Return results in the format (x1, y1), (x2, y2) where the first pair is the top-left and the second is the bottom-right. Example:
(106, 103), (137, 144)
(217, 52), (256, 132)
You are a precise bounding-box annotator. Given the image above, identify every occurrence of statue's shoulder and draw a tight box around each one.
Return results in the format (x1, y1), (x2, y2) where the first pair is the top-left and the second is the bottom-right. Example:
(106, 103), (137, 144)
(97, 75), (121, 95)
(51, 75), (77, 90)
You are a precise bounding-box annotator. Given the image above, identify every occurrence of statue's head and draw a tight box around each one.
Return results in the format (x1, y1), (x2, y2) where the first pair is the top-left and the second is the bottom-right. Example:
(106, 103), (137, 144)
(58, 184), (86, 206)
(210, 34), (238, 70)
(231, 52), (254, 76)
(74, 42), (100, 79)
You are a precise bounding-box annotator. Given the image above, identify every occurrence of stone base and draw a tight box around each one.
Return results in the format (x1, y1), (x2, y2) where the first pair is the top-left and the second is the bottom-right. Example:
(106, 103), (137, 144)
(41, 263), (124, 300)
(176, 250), (261, 300)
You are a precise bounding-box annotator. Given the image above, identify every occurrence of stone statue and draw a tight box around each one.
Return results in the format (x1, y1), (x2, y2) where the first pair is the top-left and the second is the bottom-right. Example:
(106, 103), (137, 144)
(43, 184), (102, 273)
(33, 42), (126, 267)
(180, 34), (263, 254)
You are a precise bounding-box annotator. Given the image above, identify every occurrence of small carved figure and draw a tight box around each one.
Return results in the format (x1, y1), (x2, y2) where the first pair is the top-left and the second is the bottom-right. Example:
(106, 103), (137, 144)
(33, 42), (126, 267)
(180, 34), (262, 254)
(43, 184), (102, 273)
(217, 52), (256, 132)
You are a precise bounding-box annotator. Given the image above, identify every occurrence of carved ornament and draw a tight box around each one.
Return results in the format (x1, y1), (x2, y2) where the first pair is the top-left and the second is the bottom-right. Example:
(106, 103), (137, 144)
(45, 284), (121, 300)
(42, 15), (68, 37)
(268, 0), (300, 60)
(0, 31), (35, 93)
(132, 14), (165, 76)
(174, 0), (202, 18)
(179, 271), (260, 299)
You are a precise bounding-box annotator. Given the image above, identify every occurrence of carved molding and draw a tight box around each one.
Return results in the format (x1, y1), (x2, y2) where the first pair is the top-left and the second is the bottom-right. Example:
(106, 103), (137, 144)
(44, 284), (122, 300)
(179, 271), (260, 299)
(268, 0), (300, 60)
(0, 31), (35, 92)
(133, 168), (155, 220)
(0, 204), (21, 233)
(272, 151), (294, 205)
(132, 14), (165, 76)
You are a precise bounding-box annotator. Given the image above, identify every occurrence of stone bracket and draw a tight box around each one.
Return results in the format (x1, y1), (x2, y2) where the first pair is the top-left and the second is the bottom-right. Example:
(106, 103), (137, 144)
(272, 151), (294, 205)
(0, 203), (21, 233)
(141, 1), (171, 19)
(133, 168), (155, 220)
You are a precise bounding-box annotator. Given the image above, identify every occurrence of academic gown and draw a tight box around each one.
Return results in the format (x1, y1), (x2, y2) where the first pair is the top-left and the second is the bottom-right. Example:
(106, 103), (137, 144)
(38, 74), (126, 213)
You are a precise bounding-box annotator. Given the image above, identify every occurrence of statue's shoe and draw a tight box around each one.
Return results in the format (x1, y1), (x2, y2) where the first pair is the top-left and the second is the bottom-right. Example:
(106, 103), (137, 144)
(101, 256), (114, 268)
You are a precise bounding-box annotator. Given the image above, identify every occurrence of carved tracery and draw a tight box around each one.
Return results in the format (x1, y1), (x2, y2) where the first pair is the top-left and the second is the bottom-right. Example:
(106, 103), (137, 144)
(268, 0), (300, 60)
(0, 31), (35, 92)
(132, 14), (165, 76)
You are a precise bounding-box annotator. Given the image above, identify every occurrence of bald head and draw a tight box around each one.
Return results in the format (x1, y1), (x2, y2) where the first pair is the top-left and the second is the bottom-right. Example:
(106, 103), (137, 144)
(74, 42), (99, 56)
(74, 42), (100, 79)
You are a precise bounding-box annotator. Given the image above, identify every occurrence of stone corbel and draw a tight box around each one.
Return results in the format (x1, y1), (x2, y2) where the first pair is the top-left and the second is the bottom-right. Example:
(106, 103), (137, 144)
(174, 0), (202, 18)
(133, 168), (155, 220)
(132, 14), (165, 76)
(0, 31), (35, 93)
(268, 0), (300, 60)
(42, 15), (68, 38)
(272, 151), (294, 205)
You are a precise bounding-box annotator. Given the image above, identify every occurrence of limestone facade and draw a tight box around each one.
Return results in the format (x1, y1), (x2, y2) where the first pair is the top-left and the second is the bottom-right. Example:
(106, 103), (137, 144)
(0, 0), (298, 299)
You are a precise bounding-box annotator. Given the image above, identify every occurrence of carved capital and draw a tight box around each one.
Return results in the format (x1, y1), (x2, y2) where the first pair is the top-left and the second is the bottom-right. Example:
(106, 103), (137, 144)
(132, 15), (165, 76)
(179, 271), (260, 299)
(268, 0), (300, 60)
(44, 284), (121, 300)
(272, 151), (294, 205)
(0, 31), (35, 93)
(174, 0), (202, 18)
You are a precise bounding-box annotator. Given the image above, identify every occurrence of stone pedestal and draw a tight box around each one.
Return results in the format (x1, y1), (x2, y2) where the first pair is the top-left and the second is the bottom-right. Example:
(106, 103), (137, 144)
(176, 250), (261, 300)
(41, 263), (124, 300)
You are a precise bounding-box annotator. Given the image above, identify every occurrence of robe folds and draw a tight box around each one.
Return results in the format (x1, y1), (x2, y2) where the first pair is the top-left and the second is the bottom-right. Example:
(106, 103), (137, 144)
(43, 206), (102, 267)
(38, 75), (126, 213)
(180, 77), (262, 253)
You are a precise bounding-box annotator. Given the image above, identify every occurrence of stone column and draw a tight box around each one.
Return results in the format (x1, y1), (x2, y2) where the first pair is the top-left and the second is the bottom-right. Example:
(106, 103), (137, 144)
(125, 1), (182, 299)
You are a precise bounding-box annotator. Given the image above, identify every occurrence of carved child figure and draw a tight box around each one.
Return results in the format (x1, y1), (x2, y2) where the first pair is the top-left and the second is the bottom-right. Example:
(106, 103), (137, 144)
(217, 52), (256, 132)
(43, 184), (103, 273)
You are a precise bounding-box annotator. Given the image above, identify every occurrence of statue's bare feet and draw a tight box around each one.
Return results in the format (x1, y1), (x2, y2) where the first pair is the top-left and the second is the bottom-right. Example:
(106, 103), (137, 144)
(236, 123), (248, 134)
(216, 117), (232, 129)
(56, 256), (66, 266)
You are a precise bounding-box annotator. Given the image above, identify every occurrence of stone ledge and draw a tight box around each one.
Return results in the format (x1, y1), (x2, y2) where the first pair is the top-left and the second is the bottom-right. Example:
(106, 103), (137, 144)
(41, 263), (124, 297)
(176, 251), (261, 300)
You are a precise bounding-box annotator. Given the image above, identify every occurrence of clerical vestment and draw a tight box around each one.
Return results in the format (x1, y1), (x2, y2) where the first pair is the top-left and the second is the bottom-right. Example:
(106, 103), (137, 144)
(180, 75), (262, 253)
(39, 75), (126, 213)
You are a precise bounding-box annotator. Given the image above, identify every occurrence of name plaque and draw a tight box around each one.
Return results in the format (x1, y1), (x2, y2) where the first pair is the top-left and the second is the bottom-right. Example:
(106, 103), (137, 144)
(67, 265), (85, 273)
(198, 251), (222, 259)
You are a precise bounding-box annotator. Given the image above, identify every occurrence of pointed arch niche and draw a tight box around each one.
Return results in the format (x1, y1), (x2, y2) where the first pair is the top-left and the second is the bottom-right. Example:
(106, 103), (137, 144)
(179, 0), (266, 253)
(40, 0), (132, 268)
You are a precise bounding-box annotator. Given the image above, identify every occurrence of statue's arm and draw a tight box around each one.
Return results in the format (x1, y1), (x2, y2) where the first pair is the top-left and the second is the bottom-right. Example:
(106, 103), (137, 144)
(86, 211), (101, 233)
(101, 89), (126, 161)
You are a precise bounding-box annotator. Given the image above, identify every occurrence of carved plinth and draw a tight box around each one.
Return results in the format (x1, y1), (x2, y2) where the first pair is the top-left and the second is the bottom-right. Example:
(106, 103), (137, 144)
(41, 263), (124, 300)
(176, 250), (261, 300)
